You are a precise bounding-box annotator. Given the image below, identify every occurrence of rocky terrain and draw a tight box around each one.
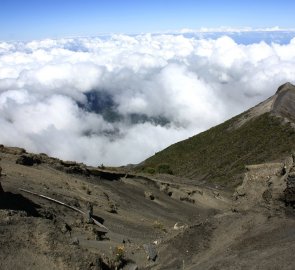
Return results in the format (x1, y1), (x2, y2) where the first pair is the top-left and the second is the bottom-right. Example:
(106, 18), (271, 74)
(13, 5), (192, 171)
(1, 83), (295, 270)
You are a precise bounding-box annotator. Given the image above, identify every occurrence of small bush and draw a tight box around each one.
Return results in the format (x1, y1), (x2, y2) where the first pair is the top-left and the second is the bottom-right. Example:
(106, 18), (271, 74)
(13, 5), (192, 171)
(157, 163), (173, 174)
(99, 163), (105, 169)
(144, 167), (156, 174)
(153, 220), (166, 232)
(114, 245), (125, 262)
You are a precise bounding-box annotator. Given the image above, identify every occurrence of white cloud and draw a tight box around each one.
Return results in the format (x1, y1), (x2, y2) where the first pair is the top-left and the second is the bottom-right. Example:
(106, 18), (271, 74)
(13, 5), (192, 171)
(0, 34), (295, 166)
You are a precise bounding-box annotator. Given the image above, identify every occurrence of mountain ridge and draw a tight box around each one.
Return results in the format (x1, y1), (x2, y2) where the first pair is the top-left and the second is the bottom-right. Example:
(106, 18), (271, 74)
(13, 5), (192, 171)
(138, 82), (295, 188)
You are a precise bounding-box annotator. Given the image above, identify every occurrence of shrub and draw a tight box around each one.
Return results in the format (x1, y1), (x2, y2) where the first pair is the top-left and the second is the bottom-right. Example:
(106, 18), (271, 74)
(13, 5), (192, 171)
(144, 167), (156, 174)
(153, 220), (167, 232)
(157, 163), (173, 174)
(114, 245), (125, 262)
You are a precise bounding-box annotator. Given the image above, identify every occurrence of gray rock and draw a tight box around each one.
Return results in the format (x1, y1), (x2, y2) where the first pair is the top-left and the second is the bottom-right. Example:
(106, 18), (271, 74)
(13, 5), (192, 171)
(123, 263), (138, 270)
(143, 243), (157, 261)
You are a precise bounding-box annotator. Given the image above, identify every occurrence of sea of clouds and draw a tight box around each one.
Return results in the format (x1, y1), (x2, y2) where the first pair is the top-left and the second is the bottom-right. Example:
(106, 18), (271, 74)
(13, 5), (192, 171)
(0, 33), (295, 166)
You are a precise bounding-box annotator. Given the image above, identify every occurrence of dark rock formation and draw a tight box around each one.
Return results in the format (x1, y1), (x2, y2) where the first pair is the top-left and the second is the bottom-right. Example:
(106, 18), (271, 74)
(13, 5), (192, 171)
(16, 154), (42, 166)
(0, 182), (3, 193)
(88, 168), (127, 180)
(284, 168), (295, 206)
(0, 158), (3, 193)
(51, 160), (90, 176)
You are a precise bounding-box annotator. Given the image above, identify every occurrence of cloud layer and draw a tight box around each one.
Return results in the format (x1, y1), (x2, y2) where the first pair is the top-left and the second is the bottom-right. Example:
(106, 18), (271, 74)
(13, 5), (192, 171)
(1, 34), (295, 166)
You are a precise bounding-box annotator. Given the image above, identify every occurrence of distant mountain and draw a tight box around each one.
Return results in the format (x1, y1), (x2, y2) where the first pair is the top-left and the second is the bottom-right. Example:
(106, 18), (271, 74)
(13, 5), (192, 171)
(138, 82), (295, 188)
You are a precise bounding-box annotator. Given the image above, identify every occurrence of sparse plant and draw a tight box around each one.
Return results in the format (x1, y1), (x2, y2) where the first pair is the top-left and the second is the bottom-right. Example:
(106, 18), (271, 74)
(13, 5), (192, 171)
(153, 220), (166, 232)
(157, 163), (173, 174)
(99, 248), (126, 270)
(144, 167), (156, 174)
(114, 245), (125, 262)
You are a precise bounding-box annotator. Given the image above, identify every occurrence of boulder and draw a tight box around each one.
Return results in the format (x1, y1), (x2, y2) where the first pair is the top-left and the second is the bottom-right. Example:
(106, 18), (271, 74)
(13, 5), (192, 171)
(143, 243), (157, 261)
(123, 263), (138, 270)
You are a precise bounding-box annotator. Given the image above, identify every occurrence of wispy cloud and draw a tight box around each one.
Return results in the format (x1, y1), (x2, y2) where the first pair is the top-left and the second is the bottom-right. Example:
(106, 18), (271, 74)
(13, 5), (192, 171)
(178, 26), (295, 34)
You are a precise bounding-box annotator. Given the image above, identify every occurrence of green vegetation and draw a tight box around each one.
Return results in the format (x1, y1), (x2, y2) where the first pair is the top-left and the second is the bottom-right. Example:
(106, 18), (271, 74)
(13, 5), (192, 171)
(153, 220), (167, 232)
(143, 167), (156, 174)
(156, 163), (173, 174)
(139, 113), (295, 187)
(113, 245), (125, 262)
(142, 163), (173, 175)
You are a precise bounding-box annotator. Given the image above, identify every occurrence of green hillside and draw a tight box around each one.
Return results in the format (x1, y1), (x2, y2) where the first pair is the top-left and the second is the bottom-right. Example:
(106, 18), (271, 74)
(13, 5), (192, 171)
(138, 112), (295, 187)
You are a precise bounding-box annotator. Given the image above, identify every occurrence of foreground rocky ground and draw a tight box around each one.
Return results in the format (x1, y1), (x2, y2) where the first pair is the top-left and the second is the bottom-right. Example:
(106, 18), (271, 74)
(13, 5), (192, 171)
(0, 145), (295, 270)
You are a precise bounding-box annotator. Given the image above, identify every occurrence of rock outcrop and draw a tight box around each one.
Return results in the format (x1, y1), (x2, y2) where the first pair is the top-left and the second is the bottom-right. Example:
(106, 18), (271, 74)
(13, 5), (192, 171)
(234, 151), (295, 211)
(16, 154), (42, 166)
(284, 164), (295, 206)
(234, 158), (291, 211)
(1, 145), (127, 179)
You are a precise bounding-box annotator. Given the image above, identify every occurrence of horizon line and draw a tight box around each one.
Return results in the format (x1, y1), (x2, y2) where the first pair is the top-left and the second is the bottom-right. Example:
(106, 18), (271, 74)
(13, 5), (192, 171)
(1, 26), (295, 43)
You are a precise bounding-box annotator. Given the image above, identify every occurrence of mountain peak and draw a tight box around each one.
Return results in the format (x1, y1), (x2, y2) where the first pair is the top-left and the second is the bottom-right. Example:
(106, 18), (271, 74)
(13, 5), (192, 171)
(273, 82), (295, 121)
(275, 82), (295, 94)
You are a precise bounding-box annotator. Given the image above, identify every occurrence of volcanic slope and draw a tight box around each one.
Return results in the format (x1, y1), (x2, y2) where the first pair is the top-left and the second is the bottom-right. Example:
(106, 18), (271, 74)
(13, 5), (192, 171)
(139, 82), (295, 188)
(1, 83), (295, 270)
(0, 145), (230, 270)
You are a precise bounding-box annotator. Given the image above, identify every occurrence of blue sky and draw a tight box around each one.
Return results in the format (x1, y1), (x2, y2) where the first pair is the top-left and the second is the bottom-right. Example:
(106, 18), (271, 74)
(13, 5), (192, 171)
(1, 0), (295, 40)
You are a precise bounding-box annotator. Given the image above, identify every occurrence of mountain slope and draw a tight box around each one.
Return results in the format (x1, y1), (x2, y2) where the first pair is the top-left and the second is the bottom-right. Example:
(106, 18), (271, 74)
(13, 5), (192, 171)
(1, 84), (295, 270)
(139, 83), (295, 187)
